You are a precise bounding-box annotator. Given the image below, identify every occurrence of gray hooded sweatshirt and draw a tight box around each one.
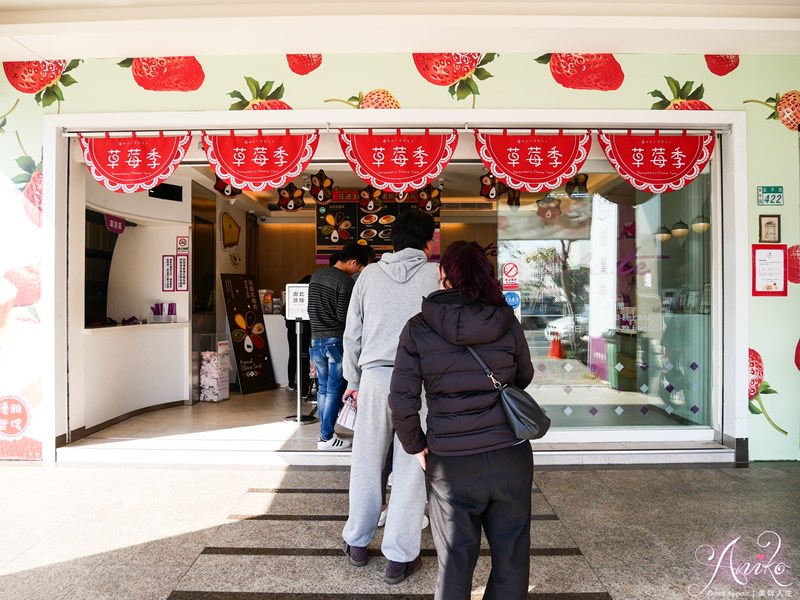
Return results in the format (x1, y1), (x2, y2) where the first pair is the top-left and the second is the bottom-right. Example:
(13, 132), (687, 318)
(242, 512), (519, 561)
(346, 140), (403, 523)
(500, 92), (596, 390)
(343, 247), (440, 389)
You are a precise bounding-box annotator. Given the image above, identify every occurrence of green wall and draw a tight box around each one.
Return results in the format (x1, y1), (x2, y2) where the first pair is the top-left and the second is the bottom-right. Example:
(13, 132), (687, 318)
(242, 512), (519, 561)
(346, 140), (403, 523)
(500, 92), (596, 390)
(0, 51), (798, 460)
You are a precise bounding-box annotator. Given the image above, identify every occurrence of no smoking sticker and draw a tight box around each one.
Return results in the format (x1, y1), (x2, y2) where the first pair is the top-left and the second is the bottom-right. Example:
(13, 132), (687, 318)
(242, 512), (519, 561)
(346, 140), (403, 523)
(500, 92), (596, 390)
(502, 262), (520, 290)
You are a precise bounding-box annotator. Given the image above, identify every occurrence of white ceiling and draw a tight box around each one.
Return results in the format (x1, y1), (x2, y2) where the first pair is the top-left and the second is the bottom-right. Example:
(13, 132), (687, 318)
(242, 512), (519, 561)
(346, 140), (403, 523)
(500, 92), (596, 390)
(1, 0), (800, 60)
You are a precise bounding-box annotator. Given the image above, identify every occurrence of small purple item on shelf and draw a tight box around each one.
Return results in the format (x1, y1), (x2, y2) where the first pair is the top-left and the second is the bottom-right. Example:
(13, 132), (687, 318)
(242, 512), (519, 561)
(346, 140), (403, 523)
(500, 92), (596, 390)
(168, 302), (176, 316)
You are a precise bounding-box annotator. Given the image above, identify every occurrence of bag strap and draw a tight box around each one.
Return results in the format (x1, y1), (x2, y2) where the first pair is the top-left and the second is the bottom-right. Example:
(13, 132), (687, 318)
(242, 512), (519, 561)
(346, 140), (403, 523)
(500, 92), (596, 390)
(465, 345), (503, 390)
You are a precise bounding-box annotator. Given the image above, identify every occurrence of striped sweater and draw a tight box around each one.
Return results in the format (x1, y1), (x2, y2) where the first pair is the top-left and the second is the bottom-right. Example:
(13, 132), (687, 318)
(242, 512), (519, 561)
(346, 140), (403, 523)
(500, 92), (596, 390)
(307, 266), (355, 340)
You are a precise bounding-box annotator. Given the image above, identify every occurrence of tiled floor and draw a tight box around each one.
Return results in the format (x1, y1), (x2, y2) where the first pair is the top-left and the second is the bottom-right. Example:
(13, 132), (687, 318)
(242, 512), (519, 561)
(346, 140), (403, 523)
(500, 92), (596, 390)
(0, 388), (784, 599)
(57, 388), (734, 467)
(1, 461), (798, 599)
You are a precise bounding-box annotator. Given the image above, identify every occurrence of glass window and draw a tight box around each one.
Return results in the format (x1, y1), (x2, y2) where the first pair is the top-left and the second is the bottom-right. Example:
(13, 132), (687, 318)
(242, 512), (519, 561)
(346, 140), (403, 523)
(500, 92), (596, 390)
(498, 171), (713, 429)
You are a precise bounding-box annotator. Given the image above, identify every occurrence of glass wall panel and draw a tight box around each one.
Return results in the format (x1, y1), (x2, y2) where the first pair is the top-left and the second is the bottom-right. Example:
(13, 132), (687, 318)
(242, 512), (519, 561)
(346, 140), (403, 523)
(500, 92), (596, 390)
(498, 171), (712, 429)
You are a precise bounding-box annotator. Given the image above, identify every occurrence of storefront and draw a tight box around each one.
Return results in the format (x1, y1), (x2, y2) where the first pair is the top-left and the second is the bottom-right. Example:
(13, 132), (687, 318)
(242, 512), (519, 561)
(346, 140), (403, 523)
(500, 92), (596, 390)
(19, 107), (742, 460)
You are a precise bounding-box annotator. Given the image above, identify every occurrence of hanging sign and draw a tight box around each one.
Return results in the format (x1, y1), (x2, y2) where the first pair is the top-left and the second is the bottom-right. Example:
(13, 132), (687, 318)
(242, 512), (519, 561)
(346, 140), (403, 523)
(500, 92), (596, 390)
(104, 213), (126, 234)
(597, 131), (715, 194)
(202, 130), (319, 191)
(474, 131), (592, 192)
(339, 129), (458, 193)
(79, 133), (191, 194)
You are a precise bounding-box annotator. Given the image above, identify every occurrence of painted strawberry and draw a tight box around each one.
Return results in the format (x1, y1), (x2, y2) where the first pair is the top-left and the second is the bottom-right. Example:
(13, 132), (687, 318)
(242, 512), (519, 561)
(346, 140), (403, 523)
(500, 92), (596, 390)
(788, 245), (800, 284)
(118, 56), (204, 92)
(650, 77), (712, 110)
(286, 54), (322, 75)
(704, 54), (740, 76)
(412, 53), (496, 107)
(11, 140), (43, 227)
(324, 89), (400, 109)
(743, 90), (800, 132)
(795, 338), (800, 372)
(2, 59), (80, 107)
(4, 266), (41, 307)
(228, 78), (291, 110)
(536, 53), (624, 91)
(748, 348), (787, 435)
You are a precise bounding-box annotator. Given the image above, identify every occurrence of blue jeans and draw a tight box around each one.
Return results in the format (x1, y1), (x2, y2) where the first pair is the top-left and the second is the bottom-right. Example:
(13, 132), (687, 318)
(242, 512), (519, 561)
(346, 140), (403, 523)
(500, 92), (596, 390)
(310, 337), (346, 441)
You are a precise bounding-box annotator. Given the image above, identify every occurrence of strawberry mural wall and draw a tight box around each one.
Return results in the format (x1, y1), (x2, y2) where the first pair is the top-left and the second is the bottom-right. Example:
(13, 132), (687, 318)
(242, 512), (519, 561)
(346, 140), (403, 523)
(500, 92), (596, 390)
(0, 51), (797, 461)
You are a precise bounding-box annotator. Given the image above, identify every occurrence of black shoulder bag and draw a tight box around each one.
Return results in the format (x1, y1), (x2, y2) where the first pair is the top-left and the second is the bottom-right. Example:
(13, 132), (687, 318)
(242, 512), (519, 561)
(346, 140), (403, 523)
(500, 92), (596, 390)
(465, 345), (550, 440)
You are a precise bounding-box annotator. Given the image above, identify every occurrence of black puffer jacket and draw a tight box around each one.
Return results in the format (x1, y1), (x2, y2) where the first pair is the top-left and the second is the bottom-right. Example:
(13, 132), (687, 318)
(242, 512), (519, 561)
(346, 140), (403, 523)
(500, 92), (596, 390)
(388, 288), (534, 456)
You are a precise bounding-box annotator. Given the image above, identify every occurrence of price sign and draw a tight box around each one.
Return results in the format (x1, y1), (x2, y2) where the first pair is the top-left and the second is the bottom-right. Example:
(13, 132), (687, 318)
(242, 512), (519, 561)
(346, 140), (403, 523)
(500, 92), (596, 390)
(757, 186), (784, 206)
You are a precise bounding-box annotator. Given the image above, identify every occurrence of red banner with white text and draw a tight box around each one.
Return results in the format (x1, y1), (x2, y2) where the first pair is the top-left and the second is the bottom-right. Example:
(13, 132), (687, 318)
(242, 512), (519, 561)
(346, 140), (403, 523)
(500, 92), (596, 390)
(79, 133), (191, 193)
(597, 131), (715, 193)
(202, 130), (319, 191)
(339, 130), (458, 193)
(474, 130), (592, 192)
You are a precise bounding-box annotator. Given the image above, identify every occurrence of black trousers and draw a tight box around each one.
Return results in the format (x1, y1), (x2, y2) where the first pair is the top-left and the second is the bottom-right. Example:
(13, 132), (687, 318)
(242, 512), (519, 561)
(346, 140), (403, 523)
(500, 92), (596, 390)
(426, 442), (533, 600)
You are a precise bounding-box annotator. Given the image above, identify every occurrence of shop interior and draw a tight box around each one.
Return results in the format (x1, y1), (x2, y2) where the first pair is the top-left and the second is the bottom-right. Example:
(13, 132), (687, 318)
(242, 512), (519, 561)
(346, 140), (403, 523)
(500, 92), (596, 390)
(64, 129), (717, 454)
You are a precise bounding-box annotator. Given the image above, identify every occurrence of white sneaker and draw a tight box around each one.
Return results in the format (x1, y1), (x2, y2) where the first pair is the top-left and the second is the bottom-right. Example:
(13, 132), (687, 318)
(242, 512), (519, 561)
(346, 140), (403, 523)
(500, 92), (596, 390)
(317, 434), (351, 451)
(421, 514), (429, 529)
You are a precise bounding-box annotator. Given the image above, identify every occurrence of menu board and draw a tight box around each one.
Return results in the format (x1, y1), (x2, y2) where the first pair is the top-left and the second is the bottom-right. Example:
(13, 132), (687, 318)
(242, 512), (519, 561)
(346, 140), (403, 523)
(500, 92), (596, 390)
(316, 190), (439, 263)
(220, 274), (277, 393)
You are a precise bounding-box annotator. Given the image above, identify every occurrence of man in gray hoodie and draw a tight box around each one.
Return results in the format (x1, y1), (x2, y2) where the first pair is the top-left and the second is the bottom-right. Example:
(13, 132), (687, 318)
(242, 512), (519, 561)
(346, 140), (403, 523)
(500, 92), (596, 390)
(341, 210), (439, 585)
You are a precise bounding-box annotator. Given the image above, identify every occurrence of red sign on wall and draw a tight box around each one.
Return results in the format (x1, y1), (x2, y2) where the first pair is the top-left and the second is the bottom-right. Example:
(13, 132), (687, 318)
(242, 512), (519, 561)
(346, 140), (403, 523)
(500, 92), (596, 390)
(202, 130), (319, 191)
(339, 130), (458, 193)
(475, 131), (592, 192)
(597, 131), (715, 194)
(80, 133), (191, 193)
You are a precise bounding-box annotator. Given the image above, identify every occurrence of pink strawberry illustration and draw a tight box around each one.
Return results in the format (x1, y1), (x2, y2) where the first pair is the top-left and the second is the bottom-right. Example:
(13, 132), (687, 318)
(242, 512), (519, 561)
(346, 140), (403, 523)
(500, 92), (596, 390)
(650, 77), (712, 110)
(744, 90), (800, 132)
(2, 59), (81, 107)
(4, 266), (41, 307)
(704, 54), (739, 76)
(412, 53), (496, 107)
(536, 53), (624, 91)
(788, 245), (800, 284)
(286, 54), (322, 75)
(11, 136), (43, 227)
(748, 348), (787, 435)
(324, 89), (400, 109)
(228, 78), (291, 110)
(118, 56), (204, 92)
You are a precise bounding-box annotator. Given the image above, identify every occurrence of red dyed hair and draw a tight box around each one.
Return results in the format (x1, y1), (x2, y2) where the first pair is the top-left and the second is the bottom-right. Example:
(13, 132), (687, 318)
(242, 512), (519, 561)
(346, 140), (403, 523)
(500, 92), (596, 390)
(440, 240), (505, 306)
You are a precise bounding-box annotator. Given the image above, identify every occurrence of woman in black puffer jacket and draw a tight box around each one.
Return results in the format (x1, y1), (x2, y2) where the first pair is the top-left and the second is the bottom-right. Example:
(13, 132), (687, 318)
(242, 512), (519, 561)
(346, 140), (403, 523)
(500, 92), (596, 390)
(388, 240), (534, 600)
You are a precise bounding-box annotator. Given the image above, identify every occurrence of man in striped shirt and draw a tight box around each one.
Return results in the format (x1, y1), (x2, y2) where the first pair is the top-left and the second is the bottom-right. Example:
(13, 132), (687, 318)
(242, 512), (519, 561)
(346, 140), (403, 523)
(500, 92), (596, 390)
(308, 242), (371, 450)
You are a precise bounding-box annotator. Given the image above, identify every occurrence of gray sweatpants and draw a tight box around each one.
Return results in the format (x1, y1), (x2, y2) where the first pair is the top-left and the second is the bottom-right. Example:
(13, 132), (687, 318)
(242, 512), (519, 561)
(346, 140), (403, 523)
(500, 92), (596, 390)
(342, 365), (427, 563)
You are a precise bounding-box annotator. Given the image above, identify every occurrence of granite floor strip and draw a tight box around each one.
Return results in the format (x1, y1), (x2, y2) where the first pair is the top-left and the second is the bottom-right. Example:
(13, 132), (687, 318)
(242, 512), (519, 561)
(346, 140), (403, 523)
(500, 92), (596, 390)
(201, 547), (583, 557)
(168, 593), (613, 599)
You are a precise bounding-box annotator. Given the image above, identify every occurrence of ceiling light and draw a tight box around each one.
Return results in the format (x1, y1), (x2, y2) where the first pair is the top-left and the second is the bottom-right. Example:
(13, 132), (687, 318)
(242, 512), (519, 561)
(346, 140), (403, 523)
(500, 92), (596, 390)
(655, 225), (672, 242)
(691, 214), (711, 233)
(671, 220), (689, 238)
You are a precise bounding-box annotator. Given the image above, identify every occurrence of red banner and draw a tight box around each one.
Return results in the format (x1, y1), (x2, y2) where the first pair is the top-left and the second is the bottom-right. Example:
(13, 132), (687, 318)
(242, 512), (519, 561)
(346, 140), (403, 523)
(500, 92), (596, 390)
(202, 130), (319, 191)
(597, 131), (715, 193)
(339, 130), (458, 193)
(79, 133), (191, 194)
(474, 131), (591, 192)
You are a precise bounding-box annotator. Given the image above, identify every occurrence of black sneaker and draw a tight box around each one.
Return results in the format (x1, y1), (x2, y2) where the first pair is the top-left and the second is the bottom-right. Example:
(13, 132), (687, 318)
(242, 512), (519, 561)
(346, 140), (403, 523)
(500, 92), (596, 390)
(384, 556), (422, 584)
(343, 543), (368, 567)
